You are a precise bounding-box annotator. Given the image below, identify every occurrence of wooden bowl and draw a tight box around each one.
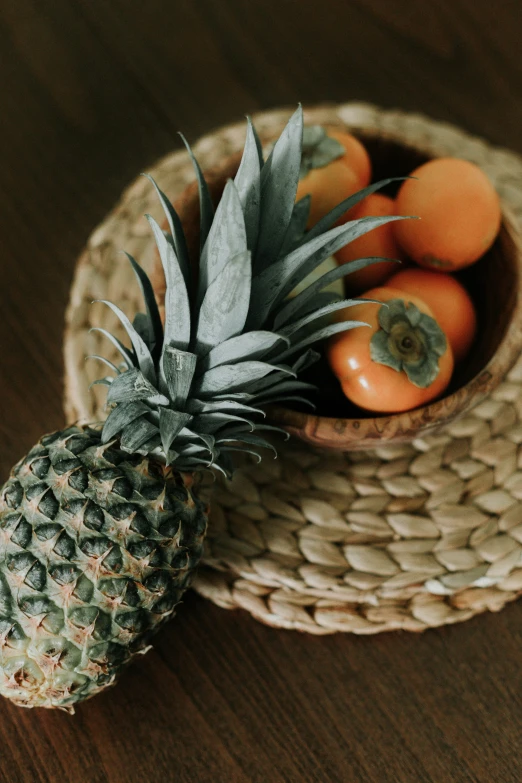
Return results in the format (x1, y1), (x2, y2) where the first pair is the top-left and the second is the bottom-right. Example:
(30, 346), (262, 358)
(152, 133), (522, 451)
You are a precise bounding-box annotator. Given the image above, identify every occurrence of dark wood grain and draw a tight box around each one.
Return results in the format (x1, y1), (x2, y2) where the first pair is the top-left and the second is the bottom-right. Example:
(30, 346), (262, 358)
(1, 1), (522, 781)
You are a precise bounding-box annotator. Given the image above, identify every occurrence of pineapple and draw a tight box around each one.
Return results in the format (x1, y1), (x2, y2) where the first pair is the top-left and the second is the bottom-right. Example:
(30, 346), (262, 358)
(0, 107), (405, 711)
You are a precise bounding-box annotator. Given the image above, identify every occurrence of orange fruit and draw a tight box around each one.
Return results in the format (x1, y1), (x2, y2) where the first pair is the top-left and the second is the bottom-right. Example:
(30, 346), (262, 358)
(327, 286), (454, 413)
(296, 129), (372, 229)
(335, 193), (404, 294)
(394, 157), (501, 271)
(326, 129), (372, 190)
(388, 268), (477, 363)
(296, 162), (361, 229)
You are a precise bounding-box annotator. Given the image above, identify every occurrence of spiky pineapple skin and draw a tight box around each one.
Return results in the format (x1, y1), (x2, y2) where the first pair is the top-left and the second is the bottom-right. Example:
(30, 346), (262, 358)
(0, 425), (207, 711)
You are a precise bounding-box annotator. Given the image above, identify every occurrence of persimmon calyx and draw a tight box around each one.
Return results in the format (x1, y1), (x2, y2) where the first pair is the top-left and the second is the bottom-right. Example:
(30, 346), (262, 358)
(299, 126), (345, 178)
(370, 299), (447, 388)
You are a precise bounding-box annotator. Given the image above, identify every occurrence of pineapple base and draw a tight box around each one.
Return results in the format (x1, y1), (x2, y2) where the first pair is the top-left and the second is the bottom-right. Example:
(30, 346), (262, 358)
(0, 425), (208, 711)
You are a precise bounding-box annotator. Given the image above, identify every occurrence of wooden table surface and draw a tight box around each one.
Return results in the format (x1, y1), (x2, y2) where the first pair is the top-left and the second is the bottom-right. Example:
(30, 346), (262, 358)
(1, 1), (522, 781)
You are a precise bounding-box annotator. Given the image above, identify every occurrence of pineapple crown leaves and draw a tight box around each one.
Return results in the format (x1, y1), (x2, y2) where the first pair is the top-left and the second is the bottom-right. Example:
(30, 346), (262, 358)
(91, 106), (412, 476)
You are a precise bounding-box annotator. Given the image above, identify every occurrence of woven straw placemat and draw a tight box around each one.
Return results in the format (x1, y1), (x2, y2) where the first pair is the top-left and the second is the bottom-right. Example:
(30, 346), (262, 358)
(64, 103), (522, 635)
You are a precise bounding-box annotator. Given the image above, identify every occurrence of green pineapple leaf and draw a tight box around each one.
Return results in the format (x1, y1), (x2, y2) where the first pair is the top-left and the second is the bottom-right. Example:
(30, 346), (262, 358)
(177, 428), (216, 455)
(252, 379), (317, 401)
(220, 445), (264, 463)
(124, 252), (163, 357)
(132, 313), (152, 344)
(86, 355), (121, 375)
(179, 133), (215, 252)
(196, 361), (294, 396)
(250, 423), (291, 439)
(292, 348), (321, 373)
(273, 255), (398, 329)
(199, 331), (289, 373)
(176, 456), (217, 471)
(195, 250), (251, 354)
(234, 118), (261, 250)
(258, 394), (316, 409)
(141, 175), (190, 287)
(120, 418), (160, 454)
(211, 392), (254, 402)
(255, 105), (303, 272)
(279, 298), (380, 338)
(89, 327), (135, 369)
(187, 399), (265, 418)
(160, 346), (197, 407)
(279, 195), (311, 256)
(159, 409), (192, 457)
(198, 179), (247, 307)
(101, 401), (150, 442)
(275, 320), (371, 363)
(174, 443), (211, 458)
(283, 291), (341, 325)
(217, 433), (277, 456)
(88, 377), (113, 389)
(250, 215), (408, 326)
(107, 368), (168, 405)
(250, 117), (264, 168)
(193, 412), (256, 433)
(302, 177), (409, 243)
(147, 215), (191, 352)
(95, 300), (156, 384)
(242, 367), (295, 395)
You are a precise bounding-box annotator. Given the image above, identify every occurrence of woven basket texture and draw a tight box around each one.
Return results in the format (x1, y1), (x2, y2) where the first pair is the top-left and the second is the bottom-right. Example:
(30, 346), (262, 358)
(64, 103), (522, 635)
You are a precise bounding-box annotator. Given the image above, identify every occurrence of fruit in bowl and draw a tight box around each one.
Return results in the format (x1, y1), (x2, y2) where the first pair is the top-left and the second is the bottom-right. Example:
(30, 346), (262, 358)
(295, 125), (372, 228)
(387, 268), (477, 363)
(327, 286), (454, 413)
(334, 193), (404, 294)
(393, 157), (502, 270)
(315, 144), (503, 417)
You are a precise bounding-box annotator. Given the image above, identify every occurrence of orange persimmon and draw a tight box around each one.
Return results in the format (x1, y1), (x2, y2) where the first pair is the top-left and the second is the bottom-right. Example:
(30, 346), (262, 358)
(327, 287), (454, 413)
(327, 129), (372, 189)
(388, 268), (477, 363)
(296, 126), (372, 229)
(394, 158), (501, 271)
(335, 193), (404, 294)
